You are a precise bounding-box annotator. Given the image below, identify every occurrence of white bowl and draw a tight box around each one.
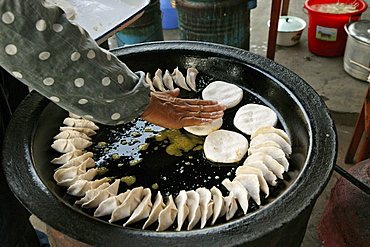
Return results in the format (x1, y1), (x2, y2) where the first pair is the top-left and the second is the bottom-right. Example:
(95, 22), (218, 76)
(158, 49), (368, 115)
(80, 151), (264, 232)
(268, 16), (307, 46)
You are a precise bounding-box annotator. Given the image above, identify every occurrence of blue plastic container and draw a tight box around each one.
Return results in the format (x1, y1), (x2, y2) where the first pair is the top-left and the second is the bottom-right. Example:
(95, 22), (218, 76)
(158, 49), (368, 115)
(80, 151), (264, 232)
(116, 0), (164, 46)
(160, 0), (178, 29)
(248, 0), (257, 9)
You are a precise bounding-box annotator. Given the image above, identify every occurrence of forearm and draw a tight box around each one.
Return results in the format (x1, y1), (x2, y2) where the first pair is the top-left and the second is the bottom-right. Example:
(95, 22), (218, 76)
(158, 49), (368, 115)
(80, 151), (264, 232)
(0, 0), (150, 125)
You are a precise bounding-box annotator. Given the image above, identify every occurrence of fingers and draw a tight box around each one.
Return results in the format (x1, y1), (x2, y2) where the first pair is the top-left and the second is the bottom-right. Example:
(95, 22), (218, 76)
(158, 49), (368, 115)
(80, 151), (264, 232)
(184, 110), (224, 119)
(157, 90), (226, 113)
(179, 117), (215, 127)
(173, 98), (226, 113)
(170, 100), (225, 118)
(179, 104), (226, 114)
(142, 88), (226, 129)
(171, 97), (225, 121)
(183, 98), (220, 107)
(199, 103), (226, 112)
(176, 109), (224, 128)
(166, 88), (181, 97)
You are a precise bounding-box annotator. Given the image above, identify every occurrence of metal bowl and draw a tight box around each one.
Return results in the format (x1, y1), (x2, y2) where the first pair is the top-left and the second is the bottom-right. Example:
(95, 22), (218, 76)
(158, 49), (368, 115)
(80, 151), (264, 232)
(3, 41), (336, 247)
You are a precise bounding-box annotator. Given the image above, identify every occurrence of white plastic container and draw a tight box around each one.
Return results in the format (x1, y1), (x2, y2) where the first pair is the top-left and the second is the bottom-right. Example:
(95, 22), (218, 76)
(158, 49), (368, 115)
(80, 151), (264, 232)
(268, 16), (307, 46)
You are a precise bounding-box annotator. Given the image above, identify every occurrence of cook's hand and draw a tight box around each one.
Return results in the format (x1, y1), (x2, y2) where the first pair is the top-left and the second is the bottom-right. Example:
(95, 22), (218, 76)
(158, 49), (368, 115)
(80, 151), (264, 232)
(141, 88), (226, 129)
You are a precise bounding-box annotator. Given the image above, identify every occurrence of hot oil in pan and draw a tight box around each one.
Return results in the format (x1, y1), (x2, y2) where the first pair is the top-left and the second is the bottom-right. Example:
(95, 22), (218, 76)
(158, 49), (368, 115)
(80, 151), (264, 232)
(84, 73), (287, 228)
(88, 119), (238, 197)
(87, 73), (263, 197)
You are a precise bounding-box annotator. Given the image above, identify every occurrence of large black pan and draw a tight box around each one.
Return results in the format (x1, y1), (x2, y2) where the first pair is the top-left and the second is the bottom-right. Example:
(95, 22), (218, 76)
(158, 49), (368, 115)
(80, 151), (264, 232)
(2, 41), (336, 247)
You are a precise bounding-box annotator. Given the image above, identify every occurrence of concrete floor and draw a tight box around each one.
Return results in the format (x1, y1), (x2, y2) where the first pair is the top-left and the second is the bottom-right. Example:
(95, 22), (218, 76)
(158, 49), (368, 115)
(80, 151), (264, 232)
(31, 1), (370, 246)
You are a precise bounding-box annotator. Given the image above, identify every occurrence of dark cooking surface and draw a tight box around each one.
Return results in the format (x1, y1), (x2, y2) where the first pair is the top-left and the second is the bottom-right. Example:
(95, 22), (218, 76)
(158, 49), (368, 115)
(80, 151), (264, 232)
(3, 41), (336, 247)
(87, 118), (240, 197)
(60, 73), (291, 230)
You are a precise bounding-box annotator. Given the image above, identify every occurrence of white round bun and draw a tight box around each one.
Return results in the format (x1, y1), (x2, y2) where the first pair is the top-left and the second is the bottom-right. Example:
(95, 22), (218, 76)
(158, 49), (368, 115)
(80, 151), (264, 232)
(202, 81), (243, 109)
(234, 104), (278, 135)
(184, 118), (223, 136)
(204, 129), (249, 163)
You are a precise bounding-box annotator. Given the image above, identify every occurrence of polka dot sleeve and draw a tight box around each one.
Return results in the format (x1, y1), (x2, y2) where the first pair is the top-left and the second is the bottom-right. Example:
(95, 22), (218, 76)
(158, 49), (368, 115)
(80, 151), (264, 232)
(0, 0), (151, 125)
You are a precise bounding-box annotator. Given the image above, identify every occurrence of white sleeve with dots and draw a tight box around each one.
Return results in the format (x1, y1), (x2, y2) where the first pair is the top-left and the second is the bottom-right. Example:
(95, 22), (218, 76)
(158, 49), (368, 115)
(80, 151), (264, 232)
(0, 0), (151, 125)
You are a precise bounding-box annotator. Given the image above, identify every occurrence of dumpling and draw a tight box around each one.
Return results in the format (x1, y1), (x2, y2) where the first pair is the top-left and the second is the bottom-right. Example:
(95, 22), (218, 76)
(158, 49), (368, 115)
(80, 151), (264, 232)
(77, 179), (120, 208)
(248, 146), (289, 172)
(222, 179), (249, 214)
(61, 151), (93, 163)
(250, 133), (292, 155)
(54, 161), (91, 185)
(186, 68), (198, 91)
(53, 130), (91, 140)
(163, 69), (175, 90)
(202, 81), (243, 109)
(51, 138), (92, 153)
(143, 191), (166, 229)
(59, 169), (97, 187)
(145, 72), (156, 92)
(210, 186), (226, 225)
(54, 164), (86, 184)
(224, 191), (238, 220)
(251, 126), (291, 144)
(59, 151), (93, 165)
(186, 190), (201, 230)
(67, 177), (110, 197)
(51, 150), (85, 164)
(234, 165), (269, 197)
(157, 195), (178, 231)
(242, 161), (277, 186)
(175, 190), (189, 231)
(153, 69), (166, 92)
(57, 152), (95, 170)
(234, 174), (261, 205)
(244, 152), (285, 179)
(124, 188), (152, 226)
(59, 127), (97, 136)
(248, 141), (281, 154)
(75, 183), (110, 204)
(63, 117), (99, 130)
(110, 187), (144, 223)
(94, 190), (131, 217)
(234, 104), (278, 135)
(56, 153), (95, 170)
(57, 168), (97, 187)
(172, 67), (191, 91)
(203, 130), (248, 163)
(196, 187), (214, 229)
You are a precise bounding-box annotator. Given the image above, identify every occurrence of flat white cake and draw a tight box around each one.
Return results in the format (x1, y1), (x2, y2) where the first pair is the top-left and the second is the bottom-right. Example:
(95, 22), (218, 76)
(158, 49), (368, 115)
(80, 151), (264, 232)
(233, 104), (278, 135)
(202, 81), (243, 109)
(203, 129), (248, 163)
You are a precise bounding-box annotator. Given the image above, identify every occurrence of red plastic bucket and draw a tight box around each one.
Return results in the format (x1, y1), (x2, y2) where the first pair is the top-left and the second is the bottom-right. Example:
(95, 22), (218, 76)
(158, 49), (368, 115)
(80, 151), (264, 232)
(304, 0), (368, 57)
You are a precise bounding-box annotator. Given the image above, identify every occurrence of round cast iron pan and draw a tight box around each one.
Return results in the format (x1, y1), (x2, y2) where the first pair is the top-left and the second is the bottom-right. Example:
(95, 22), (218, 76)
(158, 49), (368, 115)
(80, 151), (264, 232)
(2, 41), (337, 247)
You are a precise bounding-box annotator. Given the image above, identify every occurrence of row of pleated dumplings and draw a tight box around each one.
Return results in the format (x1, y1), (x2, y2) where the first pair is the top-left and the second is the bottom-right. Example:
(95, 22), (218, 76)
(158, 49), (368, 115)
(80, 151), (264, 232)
(51, 113), (291, 231)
